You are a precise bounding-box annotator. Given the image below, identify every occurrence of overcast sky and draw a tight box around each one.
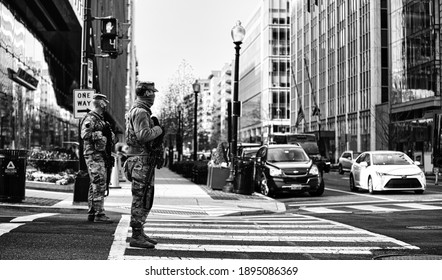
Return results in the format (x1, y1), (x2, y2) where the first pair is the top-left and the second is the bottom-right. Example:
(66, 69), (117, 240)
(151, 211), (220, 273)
(134, 0), (259, 92)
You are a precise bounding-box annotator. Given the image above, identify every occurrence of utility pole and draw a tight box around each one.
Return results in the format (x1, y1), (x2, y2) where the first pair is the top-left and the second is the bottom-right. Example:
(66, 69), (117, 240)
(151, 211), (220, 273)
(74, 0), (91, 203)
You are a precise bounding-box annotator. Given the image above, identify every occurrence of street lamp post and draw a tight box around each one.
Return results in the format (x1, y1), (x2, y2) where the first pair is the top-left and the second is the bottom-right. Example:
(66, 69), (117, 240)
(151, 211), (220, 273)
(224, 21), (246, 191)
(192, 80), (200, 161)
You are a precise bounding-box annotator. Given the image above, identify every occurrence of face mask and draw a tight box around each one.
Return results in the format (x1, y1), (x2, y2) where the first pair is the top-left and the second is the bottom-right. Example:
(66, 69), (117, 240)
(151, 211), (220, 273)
(98, 100), (108, 109)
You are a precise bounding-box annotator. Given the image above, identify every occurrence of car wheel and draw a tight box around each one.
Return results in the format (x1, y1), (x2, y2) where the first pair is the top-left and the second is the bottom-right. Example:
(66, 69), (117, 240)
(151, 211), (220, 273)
(349, 174), (358, 192)
(309, 173), (325, 196)
(414, 190), (424, 194)
(260, 174), (272, 197)
(338, 164), (344, 174)
(368, 176), (375, 194)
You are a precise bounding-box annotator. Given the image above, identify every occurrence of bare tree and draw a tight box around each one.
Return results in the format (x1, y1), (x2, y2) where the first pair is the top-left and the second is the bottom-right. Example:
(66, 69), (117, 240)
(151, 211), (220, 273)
(156, 60), (196, 153)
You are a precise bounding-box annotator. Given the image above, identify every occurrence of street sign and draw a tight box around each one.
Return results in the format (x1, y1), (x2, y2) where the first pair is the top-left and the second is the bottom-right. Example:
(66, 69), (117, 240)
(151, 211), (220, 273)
(74, 89), (95, 119)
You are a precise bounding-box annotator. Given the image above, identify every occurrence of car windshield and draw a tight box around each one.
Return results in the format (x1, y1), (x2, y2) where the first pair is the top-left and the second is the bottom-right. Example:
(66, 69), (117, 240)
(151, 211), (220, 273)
(267, 148), (309, 162)
(372, 153), (413, 165)
(243, 148), (258, 158)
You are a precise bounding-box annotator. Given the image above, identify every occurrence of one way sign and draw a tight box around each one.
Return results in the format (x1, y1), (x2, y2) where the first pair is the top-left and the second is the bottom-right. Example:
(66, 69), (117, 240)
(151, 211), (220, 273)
(74, 89), (95, 119)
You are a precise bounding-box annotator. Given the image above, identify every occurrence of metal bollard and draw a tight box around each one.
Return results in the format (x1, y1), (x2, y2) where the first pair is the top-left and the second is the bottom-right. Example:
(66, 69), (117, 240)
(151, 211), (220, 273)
(110, 154), (120, 188)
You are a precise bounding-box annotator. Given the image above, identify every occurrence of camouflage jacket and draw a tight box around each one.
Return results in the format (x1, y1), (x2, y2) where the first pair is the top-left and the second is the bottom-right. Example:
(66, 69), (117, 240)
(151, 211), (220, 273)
(125, 105), (163, 156)
(81, 111), (115, 157)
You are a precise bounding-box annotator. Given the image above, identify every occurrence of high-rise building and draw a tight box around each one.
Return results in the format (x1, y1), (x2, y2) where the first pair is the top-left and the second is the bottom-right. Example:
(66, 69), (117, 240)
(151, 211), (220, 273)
(239, 0), (291, 144)
(218, 62), (233, 142)
(291, 0), (440, 170)
(389, 0), (440, 173)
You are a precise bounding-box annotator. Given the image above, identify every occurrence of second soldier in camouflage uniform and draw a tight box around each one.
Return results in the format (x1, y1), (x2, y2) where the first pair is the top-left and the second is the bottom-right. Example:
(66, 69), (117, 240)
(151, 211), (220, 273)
(124, 81), (164, 249)
(81, 93), (116, 223)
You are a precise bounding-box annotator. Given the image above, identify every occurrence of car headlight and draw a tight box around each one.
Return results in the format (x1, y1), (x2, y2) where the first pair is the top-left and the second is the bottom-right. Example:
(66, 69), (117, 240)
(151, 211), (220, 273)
(376, 171), (388, 177)
(269, 167), (283, 177)
(309, 164), (319, 175)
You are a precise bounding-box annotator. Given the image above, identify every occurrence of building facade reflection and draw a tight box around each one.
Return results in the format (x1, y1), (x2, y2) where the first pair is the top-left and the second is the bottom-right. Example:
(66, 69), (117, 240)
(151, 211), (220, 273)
(0, 2), (77, 150)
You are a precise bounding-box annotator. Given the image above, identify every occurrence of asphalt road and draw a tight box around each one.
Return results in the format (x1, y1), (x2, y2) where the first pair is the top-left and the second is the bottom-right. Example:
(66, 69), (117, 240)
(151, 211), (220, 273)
(0, 208), (118, 260)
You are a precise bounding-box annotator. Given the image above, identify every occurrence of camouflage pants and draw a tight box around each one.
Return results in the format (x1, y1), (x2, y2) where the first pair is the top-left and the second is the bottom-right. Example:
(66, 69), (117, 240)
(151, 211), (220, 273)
(125, 156), (155, 228)
(85, 153), (107, 215)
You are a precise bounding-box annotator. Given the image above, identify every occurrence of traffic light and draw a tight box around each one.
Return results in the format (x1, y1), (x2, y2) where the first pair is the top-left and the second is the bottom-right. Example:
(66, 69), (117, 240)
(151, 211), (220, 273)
(100, 18), (118, 54)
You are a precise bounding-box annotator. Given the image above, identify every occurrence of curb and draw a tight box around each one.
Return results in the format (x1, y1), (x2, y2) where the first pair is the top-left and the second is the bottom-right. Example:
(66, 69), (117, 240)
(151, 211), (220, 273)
(26, 181), (73, 193)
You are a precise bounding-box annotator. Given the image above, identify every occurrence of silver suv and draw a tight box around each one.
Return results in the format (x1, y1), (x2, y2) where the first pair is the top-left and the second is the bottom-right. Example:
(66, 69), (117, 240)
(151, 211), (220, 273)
(338, 150), (361, 174)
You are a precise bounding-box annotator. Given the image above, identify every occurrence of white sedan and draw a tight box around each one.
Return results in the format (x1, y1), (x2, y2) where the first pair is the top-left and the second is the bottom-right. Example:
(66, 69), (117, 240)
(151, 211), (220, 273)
(349, 151), (426, 194)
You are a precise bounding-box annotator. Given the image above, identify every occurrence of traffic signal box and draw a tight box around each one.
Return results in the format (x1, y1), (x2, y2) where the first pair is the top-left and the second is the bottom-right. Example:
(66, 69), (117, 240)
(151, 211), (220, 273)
(100, 18), (118, 55)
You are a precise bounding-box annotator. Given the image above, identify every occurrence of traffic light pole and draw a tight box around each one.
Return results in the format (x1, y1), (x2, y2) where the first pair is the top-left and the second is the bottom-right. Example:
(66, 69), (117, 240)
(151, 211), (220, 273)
(73, 0), (91, 203)
(78, 0), (91, 171)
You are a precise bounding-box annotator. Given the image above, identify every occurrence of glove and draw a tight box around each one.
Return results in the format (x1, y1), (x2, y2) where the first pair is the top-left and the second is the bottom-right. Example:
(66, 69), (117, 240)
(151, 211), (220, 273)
(151, 116), (160, 126)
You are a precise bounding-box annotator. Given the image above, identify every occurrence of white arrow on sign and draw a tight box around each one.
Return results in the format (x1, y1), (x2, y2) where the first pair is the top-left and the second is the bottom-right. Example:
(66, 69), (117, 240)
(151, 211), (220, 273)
(74, 89), (95, 119)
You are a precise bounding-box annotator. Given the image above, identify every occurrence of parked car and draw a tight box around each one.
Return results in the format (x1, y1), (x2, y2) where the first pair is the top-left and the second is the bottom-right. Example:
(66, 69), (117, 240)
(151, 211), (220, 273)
(274, 133), (331, 174)
(349, 151), (426, 194)
(253, 144), (324, 197)
(338, 150), (361, 174)
(238, 143), (261, 160)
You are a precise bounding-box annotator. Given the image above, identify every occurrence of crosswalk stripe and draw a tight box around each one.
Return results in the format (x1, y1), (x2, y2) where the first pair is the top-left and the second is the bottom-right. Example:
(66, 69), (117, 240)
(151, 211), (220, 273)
(10, 213), (58, 223)
(346, 205), (399, 212)
(301, 207), (348, 213)
(145, 223), (345, 229)
(143, 233), (389, 242)
(298, 203), (442, 214)
(145, 227), (359, 234)
(396, 203), (442, 210)
(108, 215), (130, 260)
(0, 223), (24, 237)
(129, 244), (379, 255)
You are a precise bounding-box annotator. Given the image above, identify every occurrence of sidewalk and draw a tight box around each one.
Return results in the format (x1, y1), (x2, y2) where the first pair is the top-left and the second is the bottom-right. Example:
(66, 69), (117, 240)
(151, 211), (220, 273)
(0, 167), (286, 217)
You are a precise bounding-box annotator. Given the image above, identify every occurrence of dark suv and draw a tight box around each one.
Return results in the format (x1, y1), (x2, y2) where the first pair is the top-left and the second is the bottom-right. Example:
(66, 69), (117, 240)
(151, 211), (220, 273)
(253, 144), (325, 197)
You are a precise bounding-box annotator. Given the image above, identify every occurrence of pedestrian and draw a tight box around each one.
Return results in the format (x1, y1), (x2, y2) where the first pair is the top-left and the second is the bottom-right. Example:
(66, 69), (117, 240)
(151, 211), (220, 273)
(124, 81), (164, 249)
(80, 93), (116, 223)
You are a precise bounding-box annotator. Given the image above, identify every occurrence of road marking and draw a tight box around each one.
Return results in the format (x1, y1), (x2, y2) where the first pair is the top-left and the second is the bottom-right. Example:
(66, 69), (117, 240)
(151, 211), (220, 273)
(10, 213), (58, 223)
(0, 223), (24, 237)
(143, 233), (387, 242)
(301, 207), (348, 213)
(145, 227), (358, 234)
(396, 203), (442, 211)
(133, 244), (377, 255)
(288, 200), (401, 208)
(346, 205), (399, 212)
(108, 215), (130, 260)
(145, 221), (345, 228)
(325, 187), (399, 201)
(112, 214), (419, 259)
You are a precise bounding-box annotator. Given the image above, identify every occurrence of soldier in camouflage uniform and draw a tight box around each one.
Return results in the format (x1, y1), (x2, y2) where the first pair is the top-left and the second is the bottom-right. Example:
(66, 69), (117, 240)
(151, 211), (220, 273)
(124, 81), (164, 249)
(81, 93), (116, 223)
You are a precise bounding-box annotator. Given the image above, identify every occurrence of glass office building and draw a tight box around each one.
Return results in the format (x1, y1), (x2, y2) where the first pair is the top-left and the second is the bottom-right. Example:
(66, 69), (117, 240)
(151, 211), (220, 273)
(290, 0), (441, 170)
(291, 0), (386, 162)
(239, 0), (291, 144)
(389, 0), (441, 173)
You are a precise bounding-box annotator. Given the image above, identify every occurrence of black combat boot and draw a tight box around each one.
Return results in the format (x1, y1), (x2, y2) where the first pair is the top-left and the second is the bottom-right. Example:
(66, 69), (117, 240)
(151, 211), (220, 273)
(130, 228), (155, 249)
(141, 231), (158, 245)
(94, 213), (113, 223)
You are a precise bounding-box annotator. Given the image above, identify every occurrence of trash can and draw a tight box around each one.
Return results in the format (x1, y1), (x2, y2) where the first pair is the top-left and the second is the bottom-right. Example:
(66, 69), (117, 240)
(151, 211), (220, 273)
(0, 149), (28, 202)
(234, 159), (255, 195)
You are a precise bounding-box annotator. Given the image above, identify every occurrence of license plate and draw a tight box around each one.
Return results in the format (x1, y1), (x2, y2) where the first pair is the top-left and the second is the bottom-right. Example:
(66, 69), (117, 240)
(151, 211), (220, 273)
(289, 184), (303, 190)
